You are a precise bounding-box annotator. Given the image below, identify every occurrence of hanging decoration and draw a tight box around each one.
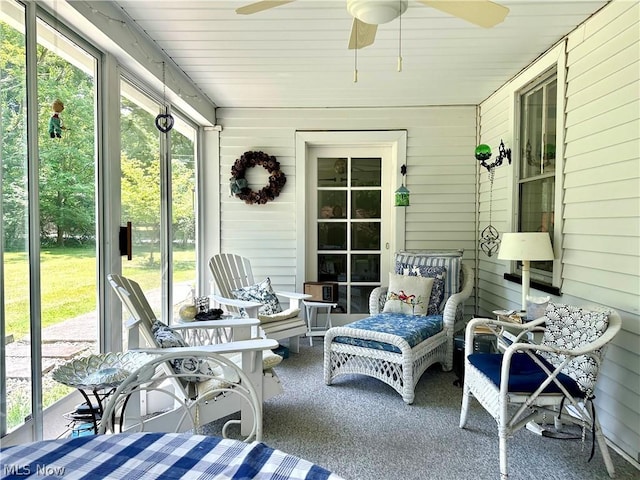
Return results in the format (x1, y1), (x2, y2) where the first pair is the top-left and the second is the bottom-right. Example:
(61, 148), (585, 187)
(155, 62), (174, 133)
(395, 164), (410, 207)
(476, 140), (511, 257)
(49, 99), (66, 139)
(230, 151), (286, 205)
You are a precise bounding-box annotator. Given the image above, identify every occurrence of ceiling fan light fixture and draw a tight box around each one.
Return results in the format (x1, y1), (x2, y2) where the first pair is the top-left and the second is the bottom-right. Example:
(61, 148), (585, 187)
(347, 0), (408, 25)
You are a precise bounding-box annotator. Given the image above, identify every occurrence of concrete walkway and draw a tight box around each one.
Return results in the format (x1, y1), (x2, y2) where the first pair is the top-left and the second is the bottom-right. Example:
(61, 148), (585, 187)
(6, 314), (98, 379)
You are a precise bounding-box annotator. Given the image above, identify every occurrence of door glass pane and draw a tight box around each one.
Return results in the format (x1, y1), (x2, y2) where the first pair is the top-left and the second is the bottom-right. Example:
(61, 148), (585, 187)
(170, 118), (197, 319)
(120, 80), (162, 335)
(351, 222), (380, 250)
(318, 254), (346, 282)
(36, 17), (97, 422)
(352, 157), (381, 186)
(1, 0), (31, 433)
(317, 157), (347, 187)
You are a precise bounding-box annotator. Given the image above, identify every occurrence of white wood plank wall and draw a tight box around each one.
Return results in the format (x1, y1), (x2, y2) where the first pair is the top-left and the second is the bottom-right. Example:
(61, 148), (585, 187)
(215, 106), (477, 313)
(477, 0), (640, 462)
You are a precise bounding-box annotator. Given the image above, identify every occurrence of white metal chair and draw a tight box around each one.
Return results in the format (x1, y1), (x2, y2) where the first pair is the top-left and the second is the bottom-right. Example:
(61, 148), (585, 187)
(459, 303), (622, 479)
(209, 253), (309, 353)
(98, 350), (263, 441)
(107, 273), (283, 434)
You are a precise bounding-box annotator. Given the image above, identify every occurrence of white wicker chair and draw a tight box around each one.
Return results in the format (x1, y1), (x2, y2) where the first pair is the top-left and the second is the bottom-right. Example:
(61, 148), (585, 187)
(459, 304), (622, 479)
(209, 254), (309, 353)
(324, 262), (474, 404)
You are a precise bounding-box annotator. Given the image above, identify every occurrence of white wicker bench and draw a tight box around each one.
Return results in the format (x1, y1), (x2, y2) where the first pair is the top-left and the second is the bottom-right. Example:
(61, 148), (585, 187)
(324, 253), (473, 404)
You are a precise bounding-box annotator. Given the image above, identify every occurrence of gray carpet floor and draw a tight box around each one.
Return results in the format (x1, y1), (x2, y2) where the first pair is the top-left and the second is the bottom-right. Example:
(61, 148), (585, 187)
(252, 341), (638, 480)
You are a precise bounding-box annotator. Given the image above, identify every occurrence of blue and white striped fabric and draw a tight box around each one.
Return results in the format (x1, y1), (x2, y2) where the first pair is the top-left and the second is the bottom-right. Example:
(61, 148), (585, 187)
(0, 432), (342, 480)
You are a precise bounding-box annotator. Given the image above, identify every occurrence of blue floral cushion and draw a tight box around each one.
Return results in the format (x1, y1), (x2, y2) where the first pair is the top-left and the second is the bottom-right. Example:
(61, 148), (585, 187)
(334, 313), (443, 354)
(396, 264), (446, 315)
(232, 277), (283, 315)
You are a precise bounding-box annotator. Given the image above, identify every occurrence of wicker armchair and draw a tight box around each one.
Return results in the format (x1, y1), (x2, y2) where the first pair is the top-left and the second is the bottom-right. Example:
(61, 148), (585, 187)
(459, 303), (622, 479)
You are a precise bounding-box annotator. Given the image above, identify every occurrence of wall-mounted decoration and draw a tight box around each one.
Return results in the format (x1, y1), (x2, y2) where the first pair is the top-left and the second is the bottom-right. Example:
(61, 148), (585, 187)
(395, 164), (410, 207)
(476, 140), (511, 256)
(230, 150), (286, 205)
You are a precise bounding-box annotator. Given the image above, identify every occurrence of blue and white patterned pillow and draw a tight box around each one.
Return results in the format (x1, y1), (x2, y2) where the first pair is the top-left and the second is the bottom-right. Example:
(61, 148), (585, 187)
(394, 251), (462, 313)
(151, 320), (214, 382)
(538, 303), (609, 394)
(232, 277), (283, 315)
(396, 264), (446, 315)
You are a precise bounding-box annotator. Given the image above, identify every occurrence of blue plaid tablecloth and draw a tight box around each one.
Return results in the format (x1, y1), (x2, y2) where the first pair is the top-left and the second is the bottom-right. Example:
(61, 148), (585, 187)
(1, 432), (342, 480)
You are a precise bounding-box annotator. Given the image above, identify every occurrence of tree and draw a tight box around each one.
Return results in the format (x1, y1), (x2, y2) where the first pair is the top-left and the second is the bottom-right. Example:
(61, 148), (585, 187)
(37, 48), (96, 246)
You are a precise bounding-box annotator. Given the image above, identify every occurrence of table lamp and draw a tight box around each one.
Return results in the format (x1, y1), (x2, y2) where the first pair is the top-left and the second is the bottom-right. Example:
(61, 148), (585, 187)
(498, 232), (554, 311)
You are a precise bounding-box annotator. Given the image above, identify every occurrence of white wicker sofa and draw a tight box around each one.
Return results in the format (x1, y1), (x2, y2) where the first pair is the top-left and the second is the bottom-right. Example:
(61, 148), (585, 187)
(324, 250), (474, 404)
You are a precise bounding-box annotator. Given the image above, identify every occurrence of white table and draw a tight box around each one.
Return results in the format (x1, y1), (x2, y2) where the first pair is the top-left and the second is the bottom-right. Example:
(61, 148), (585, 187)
(303, 300), (337, 346)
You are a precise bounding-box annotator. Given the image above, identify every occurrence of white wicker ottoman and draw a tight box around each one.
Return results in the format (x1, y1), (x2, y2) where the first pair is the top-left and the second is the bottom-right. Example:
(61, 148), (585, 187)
(323, 313), (447, 404)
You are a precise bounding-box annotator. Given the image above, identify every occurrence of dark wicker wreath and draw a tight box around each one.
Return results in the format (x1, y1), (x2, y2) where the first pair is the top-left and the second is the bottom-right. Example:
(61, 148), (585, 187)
(230, 151), (286, 205)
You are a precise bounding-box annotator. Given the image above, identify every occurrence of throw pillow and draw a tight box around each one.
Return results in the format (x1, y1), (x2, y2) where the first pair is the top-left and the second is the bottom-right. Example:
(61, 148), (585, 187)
(382, 272), (434, 316)
(538, 303), (609, 394)
(396, 264), (446, 315)
(151, 320), (214, 382)
(232, 277), (283, 315)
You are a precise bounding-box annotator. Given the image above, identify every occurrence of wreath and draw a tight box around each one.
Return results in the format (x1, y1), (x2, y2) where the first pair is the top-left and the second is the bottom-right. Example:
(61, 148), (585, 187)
(230, 151), (286, 205)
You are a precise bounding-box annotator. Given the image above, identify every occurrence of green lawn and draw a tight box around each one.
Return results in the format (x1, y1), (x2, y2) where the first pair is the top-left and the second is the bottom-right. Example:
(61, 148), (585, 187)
(4, 246), (196, 340)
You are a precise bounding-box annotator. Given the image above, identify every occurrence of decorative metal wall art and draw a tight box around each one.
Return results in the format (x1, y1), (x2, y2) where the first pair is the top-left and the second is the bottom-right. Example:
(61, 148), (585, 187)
(476, 140), (511, 257)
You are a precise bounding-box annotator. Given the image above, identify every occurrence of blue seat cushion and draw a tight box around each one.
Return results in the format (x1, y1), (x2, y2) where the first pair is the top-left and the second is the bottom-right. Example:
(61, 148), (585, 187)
(333, 313), (443, 354)
(468, 352), (584, 398)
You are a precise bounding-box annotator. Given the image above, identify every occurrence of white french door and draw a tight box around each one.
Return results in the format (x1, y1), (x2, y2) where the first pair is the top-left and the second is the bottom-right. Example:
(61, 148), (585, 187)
(306, 145), (393, 323)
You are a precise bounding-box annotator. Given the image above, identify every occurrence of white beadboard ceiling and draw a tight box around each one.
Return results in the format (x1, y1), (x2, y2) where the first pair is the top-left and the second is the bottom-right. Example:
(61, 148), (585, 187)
(110, 0), (610, 108)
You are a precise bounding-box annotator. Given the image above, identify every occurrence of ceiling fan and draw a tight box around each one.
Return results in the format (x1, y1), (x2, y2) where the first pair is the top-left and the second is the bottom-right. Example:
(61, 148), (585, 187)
(236, 0), (509, 49)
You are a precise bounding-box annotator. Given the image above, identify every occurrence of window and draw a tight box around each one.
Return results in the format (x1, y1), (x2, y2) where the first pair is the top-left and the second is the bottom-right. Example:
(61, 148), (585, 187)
(516, 71), (559, 286)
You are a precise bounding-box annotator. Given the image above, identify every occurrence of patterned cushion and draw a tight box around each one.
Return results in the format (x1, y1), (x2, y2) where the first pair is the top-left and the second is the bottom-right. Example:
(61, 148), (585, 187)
(394, 250), (463, 313)
(396, 264), (446, 315)
(232, 277), (283, 315)
(334, 313), (443, 353)
(151, 320), (214, 382)
(382, 272), (434, 316)
(538, 303), (609, 394)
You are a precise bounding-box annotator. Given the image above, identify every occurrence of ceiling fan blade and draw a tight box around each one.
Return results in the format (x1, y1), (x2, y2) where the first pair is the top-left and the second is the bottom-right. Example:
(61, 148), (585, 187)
(348, 18), (378, 50)
(418, 0), (509, 28)
(236, 0), (296, 15)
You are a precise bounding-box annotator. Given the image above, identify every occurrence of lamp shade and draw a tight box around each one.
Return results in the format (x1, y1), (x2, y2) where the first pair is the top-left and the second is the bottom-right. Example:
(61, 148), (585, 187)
(498, 232), (554, 261)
